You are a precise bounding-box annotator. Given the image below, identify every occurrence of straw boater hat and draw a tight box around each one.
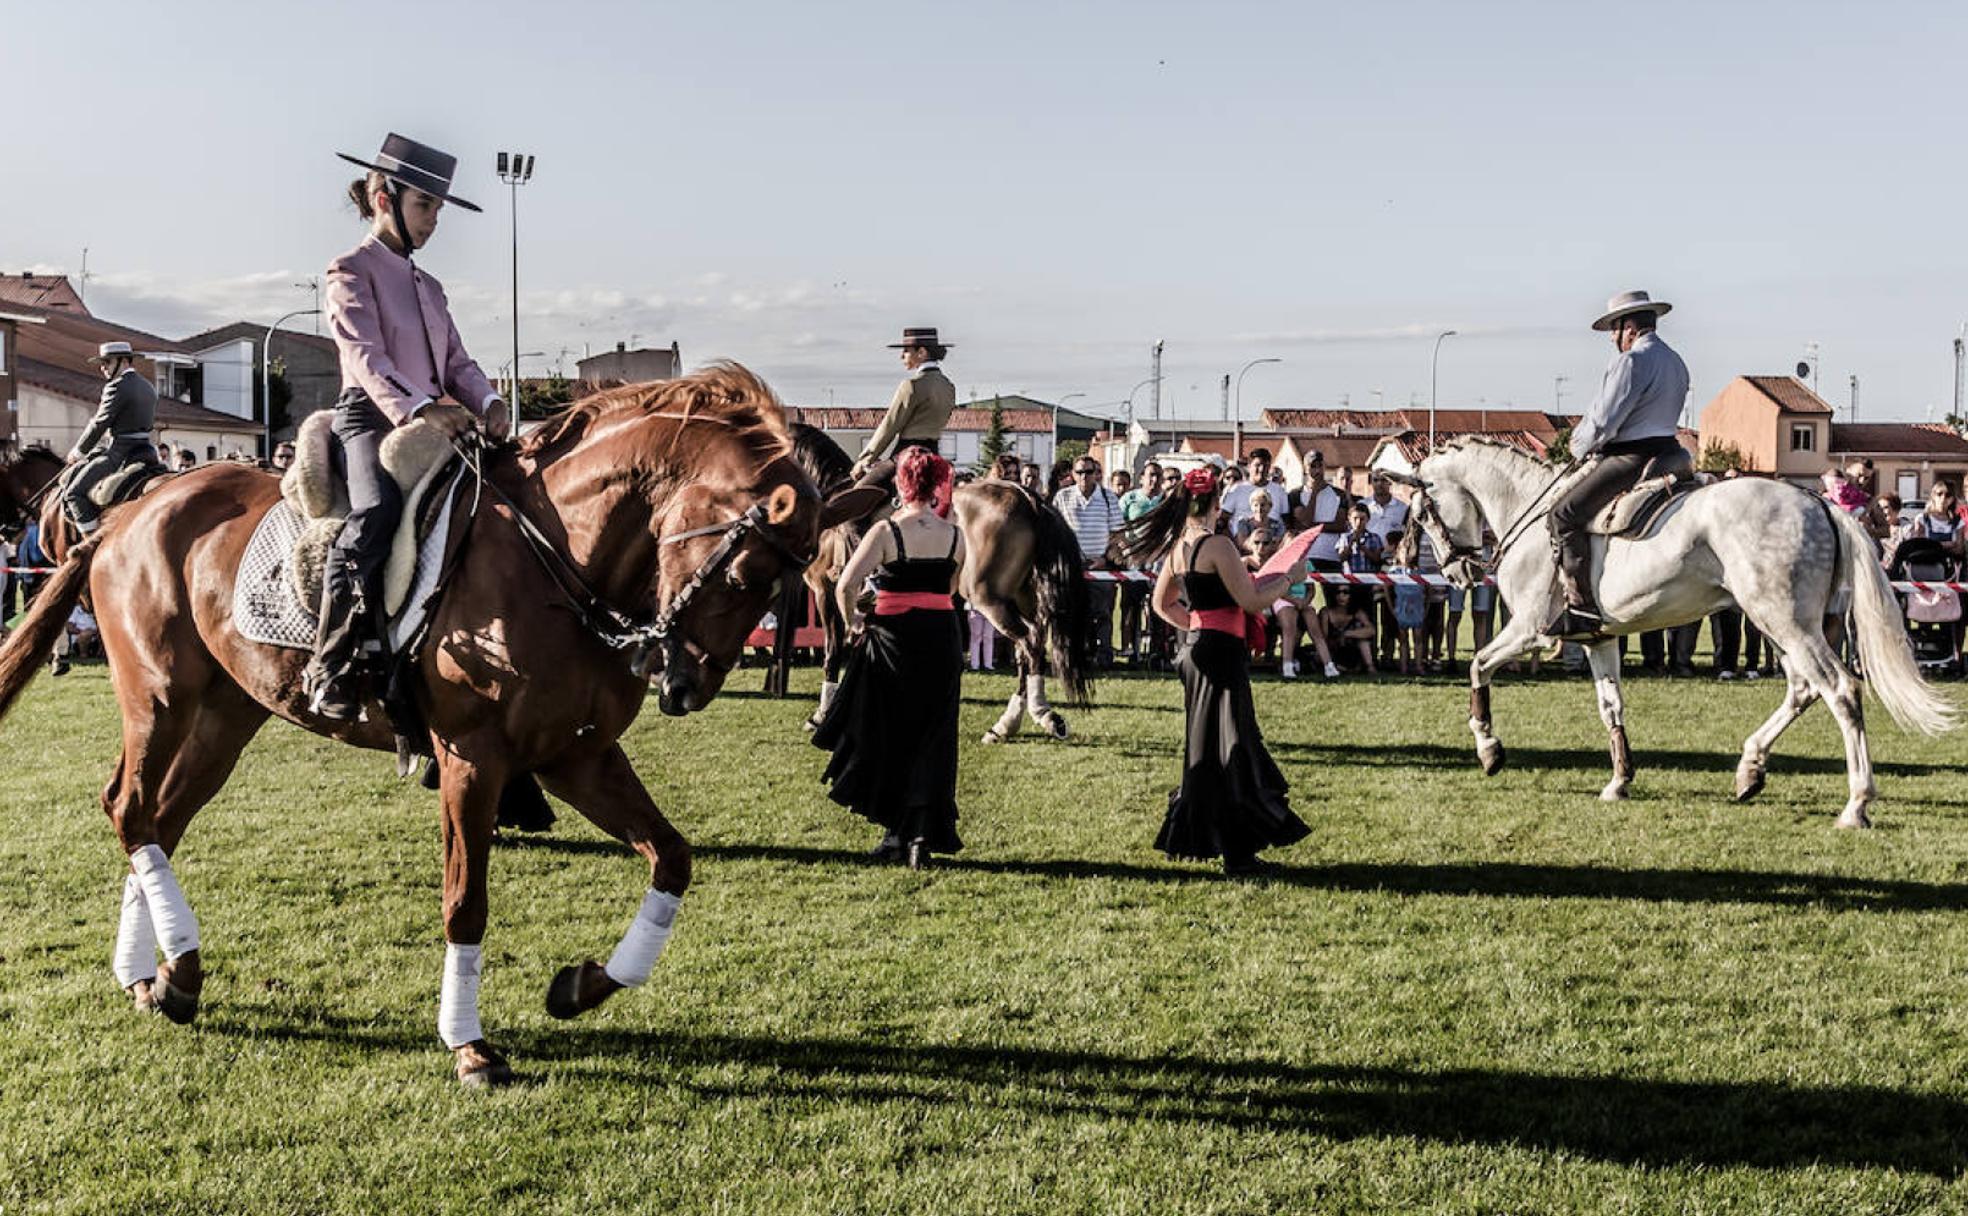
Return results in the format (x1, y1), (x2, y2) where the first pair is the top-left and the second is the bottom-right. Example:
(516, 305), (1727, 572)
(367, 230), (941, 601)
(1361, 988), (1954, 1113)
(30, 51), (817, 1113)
(1591, 289), (1673, 332)
(88, 341), (136, 365)
(336, 133), (481, 212)
(888, 326), (953, 350)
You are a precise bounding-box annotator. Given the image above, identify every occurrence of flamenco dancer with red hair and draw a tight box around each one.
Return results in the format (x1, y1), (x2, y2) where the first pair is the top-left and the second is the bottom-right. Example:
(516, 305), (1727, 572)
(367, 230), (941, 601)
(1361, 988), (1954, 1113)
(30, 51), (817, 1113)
(1124, 465), (1310, 876)
(814, 447), (967, 869)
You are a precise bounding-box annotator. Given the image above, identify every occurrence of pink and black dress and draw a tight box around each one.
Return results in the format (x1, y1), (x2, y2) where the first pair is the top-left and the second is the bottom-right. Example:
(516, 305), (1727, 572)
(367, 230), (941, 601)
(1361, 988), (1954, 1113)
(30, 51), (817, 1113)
(813, 520), (964, 856)
(1160, 536), (1308, 869)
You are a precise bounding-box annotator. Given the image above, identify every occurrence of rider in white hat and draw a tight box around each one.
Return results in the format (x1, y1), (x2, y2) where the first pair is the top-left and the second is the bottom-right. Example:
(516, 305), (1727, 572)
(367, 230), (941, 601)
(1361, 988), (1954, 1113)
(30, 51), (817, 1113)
(1543, 290), (1691, 640)
(62, 342), (164, 535)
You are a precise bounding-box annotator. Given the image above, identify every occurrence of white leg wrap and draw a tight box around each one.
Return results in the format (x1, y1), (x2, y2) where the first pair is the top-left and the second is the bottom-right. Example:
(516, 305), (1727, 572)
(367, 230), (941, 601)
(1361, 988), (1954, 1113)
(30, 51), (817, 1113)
(129, 844), (199, 961)
(112, 873), (158, 989)
(1025, 674), (1054, 722)
(603, 889), (681, 989)
(816, 680), (840, 716)
(437, 943), (484, 1049)
(991, 694), (1026, 738)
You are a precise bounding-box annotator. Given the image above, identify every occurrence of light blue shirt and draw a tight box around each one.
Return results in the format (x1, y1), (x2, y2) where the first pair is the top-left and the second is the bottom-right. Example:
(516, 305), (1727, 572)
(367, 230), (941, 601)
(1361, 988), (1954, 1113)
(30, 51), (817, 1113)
(1569, 332), (1689, 459)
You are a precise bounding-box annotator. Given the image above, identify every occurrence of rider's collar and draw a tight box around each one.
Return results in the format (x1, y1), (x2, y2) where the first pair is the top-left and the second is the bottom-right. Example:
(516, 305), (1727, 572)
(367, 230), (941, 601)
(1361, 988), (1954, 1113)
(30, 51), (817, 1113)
(911, 361), (941, 380)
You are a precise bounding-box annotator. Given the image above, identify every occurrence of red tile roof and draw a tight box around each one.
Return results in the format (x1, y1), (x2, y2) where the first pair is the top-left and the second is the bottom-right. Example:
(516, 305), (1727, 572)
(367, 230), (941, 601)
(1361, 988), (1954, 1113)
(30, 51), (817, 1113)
(1260, 408), (1409, 432)
(1743, 375), (1834, 415)
(788, 405), (1053, 433)
(1261, 406), (1566, 436)
(1830, 423), (1968, 457)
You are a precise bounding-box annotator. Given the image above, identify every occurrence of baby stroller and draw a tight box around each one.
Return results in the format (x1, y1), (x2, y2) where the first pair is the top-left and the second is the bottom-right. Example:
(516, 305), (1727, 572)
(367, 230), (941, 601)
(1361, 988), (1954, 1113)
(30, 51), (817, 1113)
(1887, 537), (1961, 676)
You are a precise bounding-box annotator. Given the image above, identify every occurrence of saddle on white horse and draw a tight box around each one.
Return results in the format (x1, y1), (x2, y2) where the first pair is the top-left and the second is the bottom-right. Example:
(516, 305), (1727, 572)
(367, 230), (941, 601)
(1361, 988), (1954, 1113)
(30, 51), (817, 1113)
(1586, 445), (1699, 537)
(231, 412), (465, 651)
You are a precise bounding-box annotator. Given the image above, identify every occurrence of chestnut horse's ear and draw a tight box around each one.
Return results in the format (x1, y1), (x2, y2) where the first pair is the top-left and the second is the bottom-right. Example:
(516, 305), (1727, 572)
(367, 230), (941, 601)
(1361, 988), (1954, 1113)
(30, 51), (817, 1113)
(818, 486), (889, 530)
(766, 483), (800, 525)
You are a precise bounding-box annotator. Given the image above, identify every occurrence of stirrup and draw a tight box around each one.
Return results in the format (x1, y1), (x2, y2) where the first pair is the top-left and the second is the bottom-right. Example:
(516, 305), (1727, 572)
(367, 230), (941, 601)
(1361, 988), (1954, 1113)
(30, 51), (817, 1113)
(1542, 604), (1607, 642)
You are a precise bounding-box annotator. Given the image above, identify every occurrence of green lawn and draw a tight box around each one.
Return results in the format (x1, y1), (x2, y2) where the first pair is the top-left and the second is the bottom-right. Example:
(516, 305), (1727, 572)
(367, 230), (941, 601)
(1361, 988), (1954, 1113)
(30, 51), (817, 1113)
(2, 660), (1965, 1215)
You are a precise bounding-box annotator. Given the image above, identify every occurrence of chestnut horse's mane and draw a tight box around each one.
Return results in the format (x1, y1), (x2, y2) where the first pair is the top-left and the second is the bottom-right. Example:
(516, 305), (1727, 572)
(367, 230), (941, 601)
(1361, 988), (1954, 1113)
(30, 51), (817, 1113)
(523, 362), (793, 479)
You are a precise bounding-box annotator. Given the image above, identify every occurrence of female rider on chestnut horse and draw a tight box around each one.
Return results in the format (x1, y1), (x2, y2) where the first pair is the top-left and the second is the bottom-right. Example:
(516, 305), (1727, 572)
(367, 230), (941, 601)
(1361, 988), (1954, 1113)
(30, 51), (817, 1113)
(0, 363), (857, 1086)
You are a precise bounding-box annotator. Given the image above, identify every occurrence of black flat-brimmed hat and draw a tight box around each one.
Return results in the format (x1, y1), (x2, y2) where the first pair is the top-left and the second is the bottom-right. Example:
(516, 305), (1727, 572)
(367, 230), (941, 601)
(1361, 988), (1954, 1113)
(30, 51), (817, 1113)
(888, 326), (953, 349)
(337, 133), (481, 212)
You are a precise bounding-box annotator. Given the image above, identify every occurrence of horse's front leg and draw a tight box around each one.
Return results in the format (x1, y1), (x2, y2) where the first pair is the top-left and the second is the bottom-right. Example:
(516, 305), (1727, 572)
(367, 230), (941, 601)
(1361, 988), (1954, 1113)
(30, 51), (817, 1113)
(1584, 640), (1634, 800)
(1466, 612), (1541, 776)
(435, 745), (512, 1087)
(536, 742), (690, 1018)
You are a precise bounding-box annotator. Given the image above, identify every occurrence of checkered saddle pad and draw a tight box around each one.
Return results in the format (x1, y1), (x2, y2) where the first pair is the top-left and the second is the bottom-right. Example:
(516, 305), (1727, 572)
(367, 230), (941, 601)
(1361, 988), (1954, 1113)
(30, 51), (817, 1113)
(231, 471), (466, 652)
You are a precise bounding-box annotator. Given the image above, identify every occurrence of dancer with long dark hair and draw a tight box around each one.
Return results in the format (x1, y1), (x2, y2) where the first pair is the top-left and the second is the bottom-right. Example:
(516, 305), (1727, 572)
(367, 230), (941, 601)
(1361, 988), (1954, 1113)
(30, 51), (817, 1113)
(1124, 465), (1310, 876)
(814, 447), (966, 869)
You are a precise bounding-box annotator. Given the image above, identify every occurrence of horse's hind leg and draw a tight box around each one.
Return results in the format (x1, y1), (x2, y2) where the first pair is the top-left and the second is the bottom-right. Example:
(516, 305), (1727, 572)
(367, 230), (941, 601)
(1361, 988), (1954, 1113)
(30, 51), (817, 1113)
(1020, 643), (1068, 740)
(1759, 618), (1876, 827)
(433, 742), (514, 1085)
(1584, 641), (1635, 800)
(972, 597), (1034, 743)
(535, 742), (690, 1023)
(1733, 662), (1819, 803)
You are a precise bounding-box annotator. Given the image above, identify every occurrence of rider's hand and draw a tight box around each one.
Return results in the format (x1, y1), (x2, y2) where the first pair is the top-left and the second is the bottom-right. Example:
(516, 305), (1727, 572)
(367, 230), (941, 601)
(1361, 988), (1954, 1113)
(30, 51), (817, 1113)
(420, 402), (476, 441)
(65, 445), (82, 463)
(483, 398), (513, 442)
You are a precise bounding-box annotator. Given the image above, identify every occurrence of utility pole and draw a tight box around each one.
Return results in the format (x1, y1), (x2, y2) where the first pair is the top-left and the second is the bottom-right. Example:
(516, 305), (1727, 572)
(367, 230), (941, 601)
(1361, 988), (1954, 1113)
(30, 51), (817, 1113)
(1554, 375), (1569, 411)
(1151, 341), (1164, 420)
(497, 150), (536, 409)
(78, 247), (90, 307)
(1849, 374), (1860, 423)
(1954, 325), (1965, 422)
(1220, 373), (1230, 420)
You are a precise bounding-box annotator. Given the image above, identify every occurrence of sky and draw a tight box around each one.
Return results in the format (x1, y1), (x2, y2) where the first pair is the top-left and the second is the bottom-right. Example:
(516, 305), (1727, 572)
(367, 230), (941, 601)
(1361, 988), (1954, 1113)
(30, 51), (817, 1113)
(7, 0), (1968, 426)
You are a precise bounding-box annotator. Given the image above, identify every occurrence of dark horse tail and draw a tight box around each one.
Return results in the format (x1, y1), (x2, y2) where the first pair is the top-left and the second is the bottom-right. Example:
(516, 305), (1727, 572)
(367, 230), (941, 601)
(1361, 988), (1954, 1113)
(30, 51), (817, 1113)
(0, 542), (95, 726)
(1024, 493), (1094, 706)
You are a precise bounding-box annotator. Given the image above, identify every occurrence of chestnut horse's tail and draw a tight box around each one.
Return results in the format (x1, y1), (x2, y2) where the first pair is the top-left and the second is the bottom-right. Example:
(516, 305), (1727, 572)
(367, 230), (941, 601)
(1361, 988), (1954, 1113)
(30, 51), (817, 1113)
(1025, 494), (1094, 707)
(0, 543), (94, 726)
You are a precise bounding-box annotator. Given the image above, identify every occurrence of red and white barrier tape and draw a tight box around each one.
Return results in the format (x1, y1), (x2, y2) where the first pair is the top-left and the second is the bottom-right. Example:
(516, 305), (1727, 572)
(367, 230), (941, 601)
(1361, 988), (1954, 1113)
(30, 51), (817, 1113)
(1085, 568), (1968, 594)
(1, 567), (57, 575)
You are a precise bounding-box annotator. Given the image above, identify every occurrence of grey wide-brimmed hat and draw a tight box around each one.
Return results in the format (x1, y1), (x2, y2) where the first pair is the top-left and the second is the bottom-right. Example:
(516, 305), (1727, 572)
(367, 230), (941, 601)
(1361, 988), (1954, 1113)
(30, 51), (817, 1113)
(337, 133), (481, 212)
(88, 341), (136, 365)
(888, 326), (954, 349)
(1591, 289), (1673, 331)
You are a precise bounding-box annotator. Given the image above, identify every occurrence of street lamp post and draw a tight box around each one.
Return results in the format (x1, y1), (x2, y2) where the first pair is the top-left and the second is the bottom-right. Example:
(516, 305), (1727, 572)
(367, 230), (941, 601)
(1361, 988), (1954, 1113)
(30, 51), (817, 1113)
(498, 352), (547, 409)
(263, 308), (320, 459)
(1234, 357), (1282, 425)
(1429, 330), (1458, 451)
(496, 150), (536, 413)
(1053, 392), (1085, 466)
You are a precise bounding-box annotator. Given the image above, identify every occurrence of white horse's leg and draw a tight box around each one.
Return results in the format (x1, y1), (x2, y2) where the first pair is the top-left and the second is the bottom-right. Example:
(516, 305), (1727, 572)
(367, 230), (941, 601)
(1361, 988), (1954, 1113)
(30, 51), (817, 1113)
(1466, 613), (1542, 776)
(1733, 661), (1819, 802)
(1759, 623), (1876, 827)
(1584, 641), (1633, 801)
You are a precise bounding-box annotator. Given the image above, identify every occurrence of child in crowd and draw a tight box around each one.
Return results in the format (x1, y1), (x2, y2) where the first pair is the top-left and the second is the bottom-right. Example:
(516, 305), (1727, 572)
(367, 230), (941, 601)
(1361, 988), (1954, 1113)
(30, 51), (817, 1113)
(967, 607), (999, 671)
(1318, 592), (1377, 674)
(1383, 528), (1426, 675)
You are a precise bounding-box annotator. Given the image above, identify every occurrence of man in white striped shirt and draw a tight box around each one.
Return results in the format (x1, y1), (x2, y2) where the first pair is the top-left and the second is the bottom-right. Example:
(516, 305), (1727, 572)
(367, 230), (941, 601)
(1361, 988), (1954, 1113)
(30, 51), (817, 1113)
(1053, 456), (1125, 667)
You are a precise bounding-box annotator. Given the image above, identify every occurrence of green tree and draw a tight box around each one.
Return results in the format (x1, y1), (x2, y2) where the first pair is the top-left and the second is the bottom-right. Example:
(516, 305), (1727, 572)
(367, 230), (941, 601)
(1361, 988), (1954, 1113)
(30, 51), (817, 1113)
(1546, 423), (1572, 464)
(1697, 438), (1748, 474)
(974, 397), (1009, 475)
(1056, 438), (1089, 466)
(518, 373), (580, 421)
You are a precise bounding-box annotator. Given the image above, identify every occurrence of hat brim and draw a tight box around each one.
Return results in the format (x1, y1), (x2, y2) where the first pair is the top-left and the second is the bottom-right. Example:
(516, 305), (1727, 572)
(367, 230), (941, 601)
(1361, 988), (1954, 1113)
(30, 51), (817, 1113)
(1591, 300), (1672, 331)
(887, 341), (954, 348)
(336, 152), (482, 213)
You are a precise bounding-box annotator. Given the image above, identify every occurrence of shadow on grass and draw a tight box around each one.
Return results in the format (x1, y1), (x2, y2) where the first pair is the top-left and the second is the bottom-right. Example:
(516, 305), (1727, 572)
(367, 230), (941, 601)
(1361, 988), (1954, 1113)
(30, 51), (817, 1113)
(503, 1025), (1967, 1177)
(1261, 740), (1943, 779)
(692, 843), (1968, 911)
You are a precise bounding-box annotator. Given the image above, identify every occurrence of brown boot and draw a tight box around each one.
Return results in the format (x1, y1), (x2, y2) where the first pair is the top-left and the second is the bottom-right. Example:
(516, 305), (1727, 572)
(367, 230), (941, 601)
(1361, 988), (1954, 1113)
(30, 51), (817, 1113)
(1541, 527), (1608, 640)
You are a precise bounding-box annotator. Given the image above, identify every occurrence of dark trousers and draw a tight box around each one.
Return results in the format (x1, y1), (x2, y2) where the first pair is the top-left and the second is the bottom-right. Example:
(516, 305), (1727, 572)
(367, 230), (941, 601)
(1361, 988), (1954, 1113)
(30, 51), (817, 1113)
(1119, 578), (1150, 655)
(311, 392), (402, 678)
(1086, 572), (1116, 667)
(1548, 437), (1682, 608)
(62, 436), (158, 528)
(1712, 608), (1767, 672)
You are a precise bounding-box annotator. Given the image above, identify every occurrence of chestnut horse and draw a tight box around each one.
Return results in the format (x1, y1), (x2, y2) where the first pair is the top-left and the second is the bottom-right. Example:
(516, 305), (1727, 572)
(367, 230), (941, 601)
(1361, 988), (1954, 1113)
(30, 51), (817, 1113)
(0, 365), (855, 1085)
(788, 424), (1092, 739)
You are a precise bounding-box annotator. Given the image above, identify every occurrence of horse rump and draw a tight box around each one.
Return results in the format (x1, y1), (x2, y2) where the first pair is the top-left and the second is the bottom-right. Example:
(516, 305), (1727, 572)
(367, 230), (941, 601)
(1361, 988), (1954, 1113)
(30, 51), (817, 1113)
(0, 543), (96, 726)
(1836, 509), (1958, 735)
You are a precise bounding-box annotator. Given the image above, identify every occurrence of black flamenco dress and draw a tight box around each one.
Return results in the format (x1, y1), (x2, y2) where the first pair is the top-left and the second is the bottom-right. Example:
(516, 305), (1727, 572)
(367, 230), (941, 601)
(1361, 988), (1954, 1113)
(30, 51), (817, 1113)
(1159, 536), (1309, 868)
(813, 520), (964, 855)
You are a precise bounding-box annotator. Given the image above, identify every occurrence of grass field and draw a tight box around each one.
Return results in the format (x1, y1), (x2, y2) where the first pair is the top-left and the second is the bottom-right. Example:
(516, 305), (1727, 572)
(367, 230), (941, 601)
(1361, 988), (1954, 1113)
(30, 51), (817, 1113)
(2, 658), (1966, 1215)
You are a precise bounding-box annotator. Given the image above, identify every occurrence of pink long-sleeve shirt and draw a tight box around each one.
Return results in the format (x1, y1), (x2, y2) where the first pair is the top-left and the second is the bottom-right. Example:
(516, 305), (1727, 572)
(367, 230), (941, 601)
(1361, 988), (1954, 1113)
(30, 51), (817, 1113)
(324, 234), (499, 425)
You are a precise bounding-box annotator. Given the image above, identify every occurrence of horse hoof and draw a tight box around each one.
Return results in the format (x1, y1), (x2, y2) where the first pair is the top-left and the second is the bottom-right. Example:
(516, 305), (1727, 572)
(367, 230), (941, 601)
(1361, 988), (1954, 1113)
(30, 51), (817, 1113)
(1734, 772), (1766, 803)
(455, 1040), (515, 1088)
(1600, 781), (1629, 802)
(1042, 714), (1070, 741)
(546, 961), (616, 1020)
(1836, 808), (1873, 830)
(1478, 745), (1506, 776)
(150, 961), (200, 1025)
(980, 729), (1006, 745)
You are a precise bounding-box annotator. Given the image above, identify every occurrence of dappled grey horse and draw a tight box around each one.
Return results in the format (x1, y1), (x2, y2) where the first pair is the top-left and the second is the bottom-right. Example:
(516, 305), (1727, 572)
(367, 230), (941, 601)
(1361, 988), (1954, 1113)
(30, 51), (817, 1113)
(1403, 438), (1955, 828)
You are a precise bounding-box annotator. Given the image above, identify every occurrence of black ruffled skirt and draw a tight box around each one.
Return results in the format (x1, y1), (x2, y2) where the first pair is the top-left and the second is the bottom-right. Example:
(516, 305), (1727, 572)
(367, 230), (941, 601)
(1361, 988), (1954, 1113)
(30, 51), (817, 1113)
(1158, 628), (1308, 861)
(813, 608), (963, 852)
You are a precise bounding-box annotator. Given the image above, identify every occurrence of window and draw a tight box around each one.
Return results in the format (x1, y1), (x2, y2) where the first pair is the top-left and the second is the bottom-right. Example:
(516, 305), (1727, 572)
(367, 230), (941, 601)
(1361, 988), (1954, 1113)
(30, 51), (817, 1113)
(1898, 471), (1920, 502)
(1789, 424), (1816, 453)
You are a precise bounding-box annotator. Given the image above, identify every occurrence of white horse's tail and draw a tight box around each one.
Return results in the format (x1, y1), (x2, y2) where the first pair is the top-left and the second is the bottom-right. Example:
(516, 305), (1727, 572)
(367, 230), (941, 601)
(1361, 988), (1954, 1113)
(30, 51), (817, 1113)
(1833, 507), (1958, 735)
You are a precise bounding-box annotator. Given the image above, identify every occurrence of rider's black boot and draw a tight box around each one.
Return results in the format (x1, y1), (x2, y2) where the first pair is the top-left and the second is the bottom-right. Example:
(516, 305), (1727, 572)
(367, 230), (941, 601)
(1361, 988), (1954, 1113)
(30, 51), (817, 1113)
(1541, 529), (1607, 641)
(307, 559), (371, 722)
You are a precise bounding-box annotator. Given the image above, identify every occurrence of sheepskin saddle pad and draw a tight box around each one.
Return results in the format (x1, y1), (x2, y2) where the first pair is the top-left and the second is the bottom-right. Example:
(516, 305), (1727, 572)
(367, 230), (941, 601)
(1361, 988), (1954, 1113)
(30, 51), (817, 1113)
(230, 412), (465, 651)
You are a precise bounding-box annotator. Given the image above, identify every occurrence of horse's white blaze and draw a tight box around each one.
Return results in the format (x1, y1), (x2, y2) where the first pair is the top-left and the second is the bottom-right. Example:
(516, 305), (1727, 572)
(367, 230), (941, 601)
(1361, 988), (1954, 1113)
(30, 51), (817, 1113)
(129, 844), (198, 961)
(603, 889), (681, 988)
(112, 872), (158, 989)
(438, 943), (484, 1049)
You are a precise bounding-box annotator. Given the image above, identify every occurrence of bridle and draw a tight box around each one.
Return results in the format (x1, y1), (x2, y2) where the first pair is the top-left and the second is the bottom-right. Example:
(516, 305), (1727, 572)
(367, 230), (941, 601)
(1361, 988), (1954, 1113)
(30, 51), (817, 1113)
(1392, 454), (1576, 588)
(451, 431), (816, 680)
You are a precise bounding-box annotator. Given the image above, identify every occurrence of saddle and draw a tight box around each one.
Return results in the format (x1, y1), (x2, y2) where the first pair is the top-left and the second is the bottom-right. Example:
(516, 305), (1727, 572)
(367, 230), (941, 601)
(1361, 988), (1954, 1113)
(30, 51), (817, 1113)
(1587, 445), (1699, 538)
(279, 411), (461, 614)
(85, 462), (171, 509)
